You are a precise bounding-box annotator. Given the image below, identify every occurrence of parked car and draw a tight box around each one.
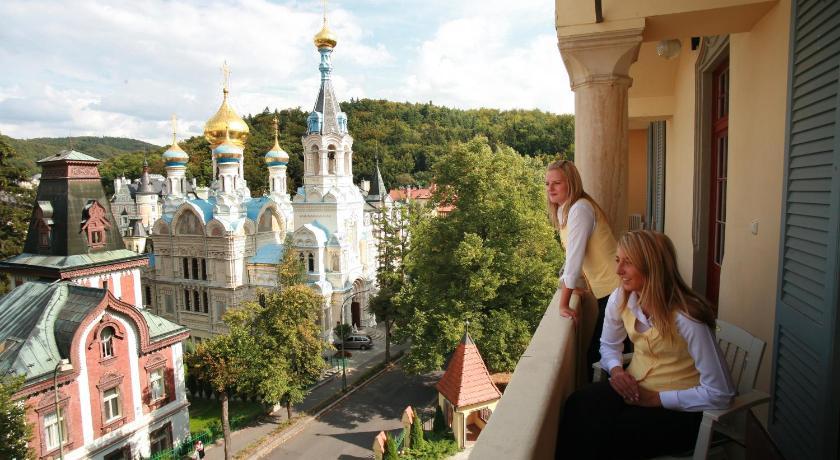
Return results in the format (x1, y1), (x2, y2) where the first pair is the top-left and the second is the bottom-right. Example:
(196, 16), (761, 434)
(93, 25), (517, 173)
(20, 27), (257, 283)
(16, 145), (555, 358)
(335, 334), (373, 350)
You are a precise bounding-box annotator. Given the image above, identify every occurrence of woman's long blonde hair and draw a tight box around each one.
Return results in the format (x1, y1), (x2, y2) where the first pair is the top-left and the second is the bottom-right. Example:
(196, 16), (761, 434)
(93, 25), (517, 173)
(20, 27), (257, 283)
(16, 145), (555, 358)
(618, 230), (716, 342)
(546, 160), (607, 231)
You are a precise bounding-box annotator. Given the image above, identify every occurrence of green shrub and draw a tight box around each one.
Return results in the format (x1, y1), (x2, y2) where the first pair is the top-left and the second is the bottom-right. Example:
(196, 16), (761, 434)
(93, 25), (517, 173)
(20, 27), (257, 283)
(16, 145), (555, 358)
(384, 432), (399, 460)
(410, 416), (426, 449)
(401, 434), (459, 460)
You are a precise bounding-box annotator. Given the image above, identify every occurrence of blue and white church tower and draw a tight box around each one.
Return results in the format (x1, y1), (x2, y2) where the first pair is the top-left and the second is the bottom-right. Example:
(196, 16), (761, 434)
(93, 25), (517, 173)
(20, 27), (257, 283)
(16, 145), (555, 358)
(292, 15), (378, 336)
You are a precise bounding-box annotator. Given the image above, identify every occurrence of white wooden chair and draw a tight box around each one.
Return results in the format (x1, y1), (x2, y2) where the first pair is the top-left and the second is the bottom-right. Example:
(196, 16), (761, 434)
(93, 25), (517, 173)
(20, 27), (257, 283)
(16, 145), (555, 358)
(592, 319), (770, 459)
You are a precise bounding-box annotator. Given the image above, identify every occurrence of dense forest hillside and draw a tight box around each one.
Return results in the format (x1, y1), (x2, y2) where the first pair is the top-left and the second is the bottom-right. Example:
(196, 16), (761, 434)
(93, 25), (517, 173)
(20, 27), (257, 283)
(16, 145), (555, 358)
(1, 135), (159, 176)
(5, 99), (575, 195)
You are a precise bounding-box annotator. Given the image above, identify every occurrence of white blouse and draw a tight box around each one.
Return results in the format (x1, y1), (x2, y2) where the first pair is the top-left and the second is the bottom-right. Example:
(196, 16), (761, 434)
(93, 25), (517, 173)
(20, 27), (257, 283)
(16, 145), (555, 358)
(559, 200), (596, 291)
(599, 288), (736, 411)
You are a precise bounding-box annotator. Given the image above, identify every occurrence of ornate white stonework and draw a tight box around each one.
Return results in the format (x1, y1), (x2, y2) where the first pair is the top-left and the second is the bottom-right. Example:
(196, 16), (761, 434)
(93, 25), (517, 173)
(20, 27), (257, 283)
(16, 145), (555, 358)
(139, 37), (383, 342)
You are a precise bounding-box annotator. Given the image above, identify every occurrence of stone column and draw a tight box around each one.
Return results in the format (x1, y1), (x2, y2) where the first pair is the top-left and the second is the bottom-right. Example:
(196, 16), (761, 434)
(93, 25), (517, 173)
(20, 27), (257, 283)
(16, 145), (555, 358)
(558, 24), (643, 237)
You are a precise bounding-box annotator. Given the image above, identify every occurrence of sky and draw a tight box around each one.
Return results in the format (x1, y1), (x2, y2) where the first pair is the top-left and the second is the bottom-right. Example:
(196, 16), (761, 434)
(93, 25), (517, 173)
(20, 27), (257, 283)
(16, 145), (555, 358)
(0, 0), (573, 146)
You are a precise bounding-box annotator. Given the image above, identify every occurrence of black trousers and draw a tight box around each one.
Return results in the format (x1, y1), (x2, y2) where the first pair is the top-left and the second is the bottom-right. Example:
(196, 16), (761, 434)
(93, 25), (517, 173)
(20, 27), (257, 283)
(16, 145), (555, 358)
(556, 382), (703, 460)
(586, 295), (610, 382)
(587, 295), (633, 383)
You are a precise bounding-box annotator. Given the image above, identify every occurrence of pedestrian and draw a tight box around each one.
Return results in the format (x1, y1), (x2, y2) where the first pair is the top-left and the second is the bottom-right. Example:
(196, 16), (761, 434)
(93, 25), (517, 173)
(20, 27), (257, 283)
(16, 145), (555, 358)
(193, 440), (205, 459)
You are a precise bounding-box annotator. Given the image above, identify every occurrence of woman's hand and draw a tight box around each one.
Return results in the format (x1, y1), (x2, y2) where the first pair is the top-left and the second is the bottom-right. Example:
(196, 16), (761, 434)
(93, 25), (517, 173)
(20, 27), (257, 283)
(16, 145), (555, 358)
(559, 304), (578, 322)
(628, 387), (661, 407)
(609, 366), (639, 402)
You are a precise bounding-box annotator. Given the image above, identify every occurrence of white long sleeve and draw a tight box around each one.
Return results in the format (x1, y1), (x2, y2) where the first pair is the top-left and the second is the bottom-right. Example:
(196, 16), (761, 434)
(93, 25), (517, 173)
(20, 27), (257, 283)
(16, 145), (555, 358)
(559, 200), (596, 292)
(599, 289), (736, 412)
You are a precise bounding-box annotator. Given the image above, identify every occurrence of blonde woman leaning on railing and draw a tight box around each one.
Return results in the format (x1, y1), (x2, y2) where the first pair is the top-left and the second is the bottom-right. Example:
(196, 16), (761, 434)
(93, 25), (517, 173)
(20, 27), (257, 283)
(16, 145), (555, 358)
(546, 160), (620, 381)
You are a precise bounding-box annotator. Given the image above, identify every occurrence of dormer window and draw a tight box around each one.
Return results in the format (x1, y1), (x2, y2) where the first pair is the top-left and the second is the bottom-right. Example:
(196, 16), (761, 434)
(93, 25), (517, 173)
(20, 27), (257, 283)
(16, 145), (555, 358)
(39, 227), (51, 248)
(80, 200), (111, 250)
(100, 326), (115, 358)
(35, 201), (54, 251)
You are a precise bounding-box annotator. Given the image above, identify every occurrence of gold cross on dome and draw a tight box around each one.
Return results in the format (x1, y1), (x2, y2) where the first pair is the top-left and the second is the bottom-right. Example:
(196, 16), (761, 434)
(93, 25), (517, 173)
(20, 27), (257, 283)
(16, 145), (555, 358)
(221, 61), (231, 93)
(273, 115), (279, 139)
(170, 114), (178, 143)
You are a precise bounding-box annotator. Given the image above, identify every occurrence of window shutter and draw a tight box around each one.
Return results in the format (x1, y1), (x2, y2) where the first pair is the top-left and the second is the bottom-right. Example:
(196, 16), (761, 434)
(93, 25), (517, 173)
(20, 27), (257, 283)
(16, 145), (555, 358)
(771, 1), (840, 459)
(646, 121), (666, 232)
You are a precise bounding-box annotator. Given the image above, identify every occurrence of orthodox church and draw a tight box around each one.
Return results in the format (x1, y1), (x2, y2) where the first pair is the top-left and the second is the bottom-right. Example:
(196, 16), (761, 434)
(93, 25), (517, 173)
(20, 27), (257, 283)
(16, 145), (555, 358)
(142, 18), (386, 343)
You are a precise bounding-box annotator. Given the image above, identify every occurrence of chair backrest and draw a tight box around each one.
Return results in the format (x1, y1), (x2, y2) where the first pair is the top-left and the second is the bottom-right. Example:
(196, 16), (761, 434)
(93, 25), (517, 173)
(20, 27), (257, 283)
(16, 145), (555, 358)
(715, 319), (766, 395)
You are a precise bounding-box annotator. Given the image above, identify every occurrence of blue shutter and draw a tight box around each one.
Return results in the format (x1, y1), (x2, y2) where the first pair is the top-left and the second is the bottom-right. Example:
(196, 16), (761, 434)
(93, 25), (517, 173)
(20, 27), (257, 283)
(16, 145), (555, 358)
(646, 121), (666, 232)
(771, 0), (840, 459)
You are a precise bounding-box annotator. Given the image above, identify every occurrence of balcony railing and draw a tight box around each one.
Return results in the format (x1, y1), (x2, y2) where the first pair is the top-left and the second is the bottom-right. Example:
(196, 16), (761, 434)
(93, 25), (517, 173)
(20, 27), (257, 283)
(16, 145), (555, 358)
(470, 288), (594, 459)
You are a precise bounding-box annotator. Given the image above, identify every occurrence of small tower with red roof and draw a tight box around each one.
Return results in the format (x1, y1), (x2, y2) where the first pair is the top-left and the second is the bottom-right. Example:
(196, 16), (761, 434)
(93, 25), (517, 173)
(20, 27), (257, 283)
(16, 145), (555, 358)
(436, 327), (502, 448)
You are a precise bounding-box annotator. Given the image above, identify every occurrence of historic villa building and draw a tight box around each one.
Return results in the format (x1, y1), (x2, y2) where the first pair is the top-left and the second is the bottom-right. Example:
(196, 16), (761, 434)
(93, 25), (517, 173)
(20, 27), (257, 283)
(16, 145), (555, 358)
(0, 150), (189, 459)
(0, 282), (190, 460)
(142, 18), (381, 342)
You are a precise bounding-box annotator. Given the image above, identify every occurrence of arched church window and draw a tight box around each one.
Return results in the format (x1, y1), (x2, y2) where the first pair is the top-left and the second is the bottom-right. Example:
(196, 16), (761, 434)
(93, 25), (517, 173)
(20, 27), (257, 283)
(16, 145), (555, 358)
(259, 211), (281, 233)
(308, 253), (315, 272)
(176, 211), (202, 235)
(328, 145), (336, 174)
(310, 145), (320, 174)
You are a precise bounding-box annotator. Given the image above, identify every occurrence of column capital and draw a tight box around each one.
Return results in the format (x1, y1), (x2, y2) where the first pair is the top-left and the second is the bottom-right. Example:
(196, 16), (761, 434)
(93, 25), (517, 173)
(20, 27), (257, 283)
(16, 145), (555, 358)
(557, 21), (644, 90)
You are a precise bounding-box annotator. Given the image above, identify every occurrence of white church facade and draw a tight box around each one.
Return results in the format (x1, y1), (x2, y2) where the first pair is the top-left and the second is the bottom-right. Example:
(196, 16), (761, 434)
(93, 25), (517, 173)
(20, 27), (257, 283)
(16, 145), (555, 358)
(141, 20), (385, 342)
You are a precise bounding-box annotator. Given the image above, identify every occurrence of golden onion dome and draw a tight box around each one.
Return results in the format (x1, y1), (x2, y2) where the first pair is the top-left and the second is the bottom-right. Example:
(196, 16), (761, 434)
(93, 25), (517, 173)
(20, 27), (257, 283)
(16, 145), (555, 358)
(313, 19), (338, 49)
(204, 89), (250, 147)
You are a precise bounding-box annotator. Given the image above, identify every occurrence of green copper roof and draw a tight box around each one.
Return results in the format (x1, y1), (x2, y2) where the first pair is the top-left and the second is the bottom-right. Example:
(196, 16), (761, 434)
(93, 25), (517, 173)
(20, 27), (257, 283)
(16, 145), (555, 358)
(1, 249), (146, 271)
(0, 282), (187, 385)
(0, 282), (97, 382)
(37, 150), (101, 163)
(139, 309), (189, 341)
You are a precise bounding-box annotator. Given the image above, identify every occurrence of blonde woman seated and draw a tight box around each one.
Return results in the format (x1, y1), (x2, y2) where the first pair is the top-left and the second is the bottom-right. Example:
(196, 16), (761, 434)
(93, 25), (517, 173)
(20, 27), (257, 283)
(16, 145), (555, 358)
(556, 230), (735, 460)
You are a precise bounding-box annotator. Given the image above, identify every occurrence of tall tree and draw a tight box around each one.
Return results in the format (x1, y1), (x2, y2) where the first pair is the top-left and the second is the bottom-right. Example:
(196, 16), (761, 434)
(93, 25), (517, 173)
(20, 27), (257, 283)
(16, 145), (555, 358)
(237, 245), (326, 419)
(186, 310), (268, 460)
(397, 137), (563, 373)
(247, 282), (326, 420)
(369, 200), (416, 364)
(0, 375), (33, 460)
(0, 133), (34, 294)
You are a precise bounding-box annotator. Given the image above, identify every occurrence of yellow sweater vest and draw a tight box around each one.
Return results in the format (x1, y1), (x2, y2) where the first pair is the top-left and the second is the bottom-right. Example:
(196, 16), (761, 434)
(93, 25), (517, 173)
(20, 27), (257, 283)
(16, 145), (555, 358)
(622, 306), (700, 392)
(559, 200), (619, 299)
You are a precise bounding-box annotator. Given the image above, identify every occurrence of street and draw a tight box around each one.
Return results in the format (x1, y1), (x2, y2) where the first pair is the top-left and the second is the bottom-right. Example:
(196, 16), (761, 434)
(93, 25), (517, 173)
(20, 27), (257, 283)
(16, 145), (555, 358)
(265, 366), (441, 460)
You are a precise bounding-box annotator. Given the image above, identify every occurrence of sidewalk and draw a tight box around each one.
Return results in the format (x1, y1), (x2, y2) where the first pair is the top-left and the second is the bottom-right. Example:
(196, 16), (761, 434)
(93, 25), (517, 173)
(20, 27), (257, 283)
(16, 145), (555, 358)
(202, 325), (406, 460)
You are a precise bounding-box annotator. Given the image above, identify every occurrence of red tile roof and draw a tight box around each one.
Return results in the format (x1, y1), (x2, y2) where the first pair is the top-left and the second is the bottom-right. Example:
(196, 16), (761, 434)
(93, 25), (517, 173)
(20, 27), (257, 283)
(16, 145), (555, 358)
(436, 332), (501, 408)
(389, 187), (433, 201)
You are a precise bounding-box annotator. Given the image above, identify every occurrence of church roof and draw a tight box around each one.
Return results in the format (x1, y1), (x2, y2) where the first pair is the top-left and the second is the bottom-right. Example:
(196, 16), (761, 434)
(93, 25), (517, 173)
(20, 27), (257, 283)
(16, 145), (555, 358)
(436, 331), (501, 408)
(365, 163), (390, 203)
(248, 243), (285, 265)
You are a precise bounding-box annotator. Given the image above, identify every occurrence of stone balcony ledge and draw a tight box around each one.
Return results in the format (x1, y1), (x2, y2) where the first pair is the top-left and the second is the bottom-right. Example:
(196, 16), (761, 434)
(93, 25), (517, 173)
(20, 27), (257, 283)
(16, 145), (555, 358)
(469, 288), (595, 459)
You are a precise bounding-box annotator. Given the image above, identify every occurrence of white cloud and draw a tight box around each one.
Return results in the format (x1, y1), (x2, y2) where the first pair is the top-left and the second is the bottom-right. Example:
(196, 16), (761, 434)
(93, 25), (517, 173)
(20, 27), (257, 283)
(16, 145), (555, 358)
(0, 0), (573, 145)
(395, 14), (573, 114)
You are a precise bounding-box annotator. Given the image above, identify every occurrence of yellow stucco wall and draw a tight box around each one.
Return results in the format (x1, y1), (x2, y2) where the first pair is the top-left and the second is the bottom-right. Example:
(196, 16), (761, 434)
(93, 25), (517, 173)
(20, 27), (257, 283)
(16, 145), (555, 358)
(661, 41), (699, 281)
(628, 129), (648, 221)
(716, 0), (789, 392)
(622, 1), (789, 392)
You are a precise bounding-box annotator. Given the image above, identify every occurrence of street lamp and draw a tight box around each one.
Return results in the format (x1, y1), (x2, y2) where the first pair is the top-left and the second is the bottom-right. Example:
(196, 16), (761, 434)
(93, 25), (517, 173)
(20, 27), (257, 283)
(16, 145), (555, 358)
(53, 358), (73, 460)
